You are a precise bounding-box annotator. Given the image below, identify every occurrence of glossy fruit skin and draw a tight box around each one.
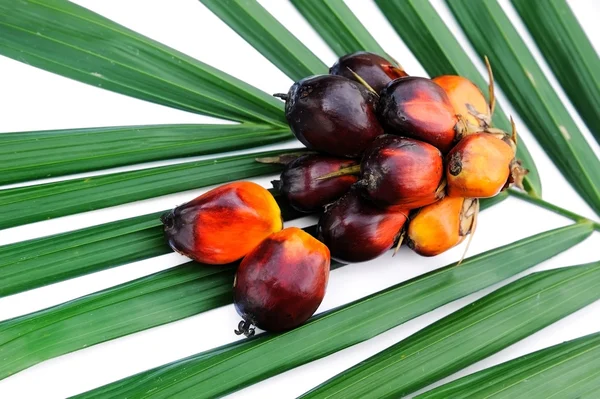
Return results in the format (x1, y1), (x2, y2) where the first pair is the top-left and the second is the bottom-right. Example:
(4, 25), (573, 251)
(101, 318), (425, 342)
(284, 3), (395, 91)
(233, 227), (330, 332)
(329, 51), (408, 93)
(357, 135), (444, 209)
(318, 190), (409, 263)
(273, 155), (358, 213)
(283, 75), (383, 158)
(407, 197), (468, 257)
(446, 133), (514, 198)
(161, 182), (282, 265)
(378, 77), (458, 153)
(433, 75), (489, 127)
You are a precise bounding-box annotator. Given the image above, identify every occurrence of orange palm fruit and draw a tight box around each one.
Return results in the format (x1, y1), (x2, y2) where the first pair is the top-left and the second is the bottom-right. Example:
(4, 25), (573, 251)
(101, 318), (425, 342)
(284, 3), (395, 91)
(446, 133), (523, 198)
(378, 77), (461, 153)
(233, 227), (330, 336)
(161, 181), (282, 265)
(433, 75), (490, 128)
(407, 197), (478, 257)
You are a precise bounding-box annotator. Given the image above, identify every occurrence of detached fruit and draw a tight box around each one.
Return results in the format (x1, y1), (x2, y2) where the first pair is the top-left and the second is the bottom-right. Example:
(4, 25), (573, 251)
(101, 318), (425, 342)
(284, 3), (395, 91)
(161, 181), (282, 265)
(330, 51), (407, 93)
(233, 227), (330, 336)
(447, 133), (524, 198)
(318, 190), (409, 263)
(407, 197), (478, 257)
(276, 75), (383, 158)
(433, 75), (490, 127)
(273, 154), (358, 213)
(356, 135), (445, 209)
(378, 76), (460, 153)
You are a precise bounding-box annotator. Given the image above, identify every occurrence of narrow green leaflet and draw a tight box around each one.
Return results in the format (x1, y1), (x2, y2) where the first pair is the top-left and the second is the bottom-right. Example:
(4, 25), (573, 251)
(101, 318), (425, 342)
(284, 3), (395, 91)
(446, 0), (600, 215)
(0, 0), (286, 125)
(291, 0), (388, 59)
(303, 261), (600, 398)
(0, 124), (291, 185)
(0, 149), (295, 230)
(374, 0), (540, 197)
(418, 331), (600, 398)
(512, 0), (600, 145)
(72, 222), (593, 399)
(0, 191), (303, 298)
(200, 0), (327, 81)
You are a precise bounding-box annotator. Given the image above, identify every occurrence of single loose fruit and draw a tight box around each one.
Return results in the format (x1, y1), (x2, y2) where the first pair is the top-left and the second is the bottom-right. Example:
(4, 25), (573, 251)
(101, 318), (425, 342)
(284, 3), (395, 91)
(272, 154), (358, 213)
(357, 135), (445, 209)
(330, 51), (407, 93)
(407, 197), (478, 257)
(446, 133), (520, 198)
(276, 75), (383, 158)
(318, 189), (409, 263)
(161, 181), (282, 265)
(433, 75), (490, 127)
(378, 76), (460, 153)
(233, 227), (330, 336)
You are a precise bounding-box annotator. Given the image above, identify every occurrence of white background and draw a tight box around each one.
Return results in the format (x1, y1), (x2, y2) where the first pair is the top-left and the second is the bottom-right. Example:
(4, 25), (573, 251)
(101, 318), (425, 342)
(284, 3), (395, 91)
(0, 0), (599, 398)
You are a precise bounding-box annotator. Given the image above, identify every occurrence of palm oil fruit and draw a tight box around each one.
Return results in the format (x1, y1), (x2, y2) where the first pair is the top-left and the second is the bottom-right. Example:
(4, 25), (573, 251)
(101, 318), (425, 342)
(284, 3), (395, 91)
(275, 75), (383, 158)
(233, 227), (330, 336)
(329, 51), (407, 93)
(407, 197), (478, 257)
(318, 189), (409, 263)
(273, 154), (358, 213)
(446, 133), (522, 198)
(356, 135), (445, 209)
(433, 75), (490, 128)
(161, 181), (282, 265)
(378, 76), (460, 153)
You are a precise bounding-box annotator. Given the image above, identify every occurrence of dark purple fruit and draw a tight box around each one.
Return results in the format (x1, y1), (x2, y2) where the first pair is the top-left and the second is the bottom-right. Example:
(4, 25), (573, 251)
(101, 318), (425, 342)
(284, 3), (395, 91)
(378, 76), (460, 153)
(318, 189), (409, 263)
(277, 75), (383, 158)
(357, 135), (444, 209)
(233, 227), (330, 336)
(330, 51), (407, 93)
(273, 154), (358, 213)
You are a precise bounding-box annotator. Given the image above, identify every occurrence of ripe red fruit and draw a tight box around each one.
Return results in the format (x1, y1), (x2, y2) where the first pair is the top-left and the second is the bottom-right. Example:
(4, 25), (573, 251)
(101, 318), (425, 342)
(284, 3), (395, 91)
(318, 189), (409, 263)
(330, 51), (407, 93)
(357, 135), (445, 209)
(161, 182), (282, 265)
(378, 77), (460, 153)
(277, 75), (383, 158)
(233, 227), (330, 336)
(273, 154), (358, 213)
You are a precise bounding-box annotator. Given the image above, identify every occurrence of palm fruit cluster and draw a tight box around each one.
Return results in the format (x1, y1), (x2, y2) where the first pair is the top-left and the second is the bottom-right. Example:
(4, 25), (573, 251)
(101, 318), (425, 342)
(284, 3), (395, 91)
(271, 51), (526, 263)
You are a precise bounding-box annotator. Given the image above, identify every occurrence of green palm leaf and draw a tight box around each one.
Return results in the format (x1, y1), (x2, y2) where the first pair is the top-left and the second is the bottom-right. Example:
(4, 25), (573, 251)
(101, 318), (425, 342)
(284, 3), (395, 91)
(446, 0), (600, 215)
(302, 261), (600, 398)
(418, 331), (600, 398)
(200, 0), (327, 80)
(0, 124), (290, 185)
(0, 149), (295, 230)
(0, 0), (286, 125)
(291, 0), (388, 58)
(512, 0), (600, 145)
(0, 191), (303, 298)
(373, 0), (541, 196)
(71, 223), (593, 398)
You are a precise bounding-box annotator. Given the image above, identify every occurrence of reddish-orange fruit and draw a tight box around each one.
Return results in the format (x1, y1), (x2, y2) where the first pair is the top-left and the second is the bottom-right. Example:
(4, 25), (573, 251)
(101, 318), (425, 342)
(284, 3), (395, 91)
(161, 181), (282, 265)
(318, 190), (409, 263)
(356, 135), (445, 209)
(378, 77), (461, 153)
(273, 154), (358, 213)
(330, 51), (408, 93)
(233, 227), (330, 336)
(407, 197), (478, 257)
(433, 75), (490, 128)
(446, 133), (523, 198)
